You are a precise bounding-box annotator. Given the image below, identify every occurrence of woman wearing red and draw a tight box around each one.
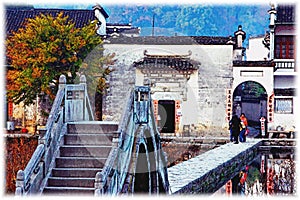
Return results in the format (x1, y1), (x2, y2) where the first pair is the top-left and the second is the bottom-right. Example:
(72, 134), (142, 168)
(239, 113), (248, 142)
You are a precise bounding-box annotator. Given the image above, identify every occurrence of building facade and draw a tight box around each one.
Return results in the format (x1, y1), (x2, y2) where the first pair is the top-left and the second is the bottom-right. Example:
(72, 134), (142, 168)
(102, 35), (242, 135)
(102, 4), (297, 135)
(231, 4), (296, 133)
(5, 4), (296, 135)
(270, 4), (296, 132)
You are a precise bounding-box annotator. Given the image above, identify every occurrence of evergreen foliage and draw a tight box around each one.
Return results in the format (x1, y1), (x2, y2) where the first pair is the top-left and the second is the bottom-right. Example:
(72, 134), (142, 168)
(105, 4), (270, 38)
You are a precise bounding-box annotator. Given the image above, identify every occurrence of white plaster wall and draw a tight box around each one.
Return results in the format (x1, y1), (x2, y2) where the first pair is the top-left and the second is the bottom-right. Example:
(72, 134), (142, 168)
(103, 44), (233, 130)
(95, 9), (106, 35)
(195, 45), (233, 128)
(103, 44), (233, 67)
(135, 69), (144, 86)
(274, 75), (296, 88)
(181, 72), (199, 127)
(232, 66), (274, 96)
(247, 37), (269, 61)
(273, 112), (295, 131)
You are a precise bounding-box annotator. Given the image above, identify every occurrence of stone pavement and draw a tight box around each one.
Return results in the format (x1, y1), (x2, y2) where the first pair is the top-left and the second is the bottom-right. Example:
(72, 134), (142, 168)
(168, 138), (262, 194)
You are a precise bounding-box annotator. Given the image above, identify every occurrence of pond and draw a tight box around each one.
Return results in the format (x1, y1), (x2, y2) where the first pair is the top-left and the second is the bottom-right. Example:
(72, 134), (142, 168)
(214, 146), (296, 196)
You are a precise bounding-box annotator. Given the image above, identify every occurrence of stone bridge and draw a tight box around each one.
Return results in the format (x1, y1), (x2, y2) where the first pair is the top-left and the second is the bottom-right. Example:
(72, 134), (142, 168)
(14, 75), (295, 196)
(168, 139), (261, 194)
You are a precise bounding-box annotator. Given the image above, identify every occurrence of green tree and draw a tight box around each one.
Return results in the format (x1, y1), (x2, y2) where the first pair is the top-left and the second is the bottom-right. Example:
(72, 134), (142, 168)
(77, 45), (116, 120)
(6, 12), (104, 105)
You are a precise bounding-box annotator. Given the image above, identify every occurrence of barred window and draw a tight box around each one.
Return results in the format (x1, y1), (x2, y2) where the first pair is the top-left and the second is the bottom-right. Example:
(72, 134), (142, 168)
(275, 36), (294, 59)
(274, 98), (293, 114)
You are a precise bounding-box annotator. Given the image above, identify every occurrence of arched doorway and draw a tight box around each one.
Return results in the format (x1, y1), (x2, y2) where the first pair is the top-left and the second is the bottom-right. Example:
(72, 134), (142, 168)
(134, 144), (150, 193)
(233, 81), (268, 127)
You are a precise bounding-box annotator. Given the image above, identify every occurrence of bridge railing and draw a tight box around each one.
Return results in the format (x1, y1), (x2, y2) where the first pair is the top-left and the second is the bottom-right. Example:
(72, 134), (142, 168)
(95, 86), (170, 195)
(15, 74), (94, 195)
(95, 87), (134, 195)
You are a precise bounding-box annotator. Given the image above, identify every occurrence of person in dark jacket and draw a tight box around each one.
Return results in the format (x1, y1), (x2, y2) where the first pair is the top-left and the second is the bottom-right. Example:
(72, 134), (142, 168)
(229, 115), (242, 144)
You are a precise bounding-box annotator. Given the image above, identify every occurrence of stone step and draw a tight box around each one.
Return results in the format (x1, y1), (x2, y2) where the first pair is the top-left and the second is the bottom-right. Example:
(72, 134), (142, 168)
(51, 168), (101, 178)
(47, 177), (94, 188)
(60, 145), (112, 157)
(43, 186), (94, 195)
(64, 134), (113, 145)
(67, 122), (118, 134)
(55, 157), (106, 168)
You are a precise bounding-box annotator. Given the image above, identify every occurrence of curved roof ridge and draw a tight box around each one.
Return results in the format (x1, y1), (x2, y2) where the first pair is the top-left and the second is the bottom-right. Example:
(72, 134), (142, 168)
(105, 35), (232, 45)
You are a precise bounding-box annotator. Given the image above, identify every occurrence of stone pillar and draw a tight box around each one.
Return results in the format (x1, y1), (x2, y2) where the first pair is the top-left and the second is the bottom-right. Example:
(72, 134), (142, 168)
(235, 25), (246, 48)
(15, 170), (25, 195)
(95, 172), (104, 196)
(112, 131), (119, 147)
(59, 74), (66, 90)
(233, 25), (246, 61)
(80, 74), (87, 85)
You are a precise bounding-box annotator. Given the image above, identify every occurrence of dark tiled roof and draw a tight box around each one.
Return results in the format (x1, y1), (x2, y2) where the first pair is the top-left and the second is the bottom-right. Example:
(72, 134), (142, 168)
(276, 4), (295, 24)
(107, 23), (132, 27)
(233, 60), (275, 67)
(5, 7), (96, 35)
(105, 36), (231, 45)
(106, 23), (140, 35)
(120, 28), (140, 35)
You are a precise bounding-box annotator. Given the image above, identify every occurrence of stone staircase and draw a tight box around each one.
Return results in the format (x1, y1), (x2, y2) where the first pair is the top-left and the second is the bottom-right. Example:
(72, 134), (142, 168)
(43, 122), (118, 195)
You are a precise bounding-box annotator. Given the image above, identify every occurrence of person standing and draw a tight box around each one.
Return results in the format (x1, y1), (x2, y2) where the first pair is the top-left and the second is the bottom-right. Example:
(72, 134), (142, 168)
(230, 115), (241, 144)
(235, 104), (242, 118)
(229, 119), (234, 142)
(239, 113), (248, 142)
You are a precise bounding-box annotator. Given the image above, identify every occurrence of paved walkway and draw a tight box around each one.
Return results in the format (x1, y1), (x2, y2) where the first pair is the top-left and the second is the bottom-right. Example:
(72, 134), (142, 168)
(168, 138), (262, 194)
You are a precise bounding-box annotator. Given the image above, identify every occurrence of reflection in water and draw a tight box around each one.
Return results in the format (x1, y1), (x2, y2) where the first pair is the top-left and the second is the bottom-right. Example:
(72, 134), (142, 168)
(217, 148), (296, 196)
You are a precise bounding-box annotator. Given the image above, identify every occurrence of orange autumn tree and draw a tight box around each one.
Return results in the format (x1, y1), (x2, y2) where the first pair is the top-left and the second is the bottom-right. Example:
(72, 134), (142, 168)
(6, 12), (104, 105)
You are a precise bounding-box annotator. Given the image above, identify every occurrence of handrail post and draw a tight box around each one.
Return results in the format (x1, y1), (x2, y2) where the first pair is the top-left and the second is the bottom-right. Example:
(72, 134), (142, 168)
(15, 170), (25, 195)
(59, 74), (66, 89)
(38, 128), (47, 145)
(112, 131), (119, 147)
(80, 75), (87, 120)
(95, 172), (104, 196)
(59, 74), (66, 123)
(80, 74), (87, 85)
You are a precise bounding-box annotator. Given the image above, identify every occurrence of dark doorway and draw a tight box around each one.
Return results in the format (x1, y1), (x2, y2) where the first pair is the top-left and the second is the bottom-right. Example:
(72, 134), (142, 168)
(158, 100), (175, 133)
(134, 144), (149, 193)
